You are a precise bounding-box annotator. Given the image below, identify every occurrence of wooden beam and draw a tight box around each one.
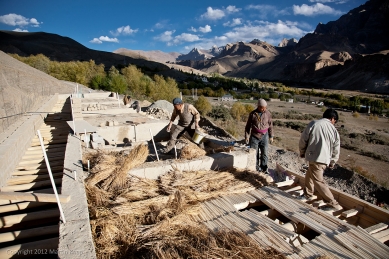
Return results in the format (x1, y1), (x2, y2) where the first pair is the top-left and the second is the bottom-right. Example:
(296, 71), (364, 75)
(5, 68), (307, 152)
(0, 208), (59, 228)
(0, 192), (70, 203)
(365, 223), (388, 234)
(284, 186), (302, 193)
(341, 209), (360, 218)
(372, 229), (389, 241)
(12, 166), (63, 176)
(0, 237), (59, 259)
(0, 187), (61, 206)
(7, 172), (63, 185)
(0, 201), (52, 213)
(0, 178), (62, 192)
(274, 180), (295, 187)
(0, 225), (58, 243)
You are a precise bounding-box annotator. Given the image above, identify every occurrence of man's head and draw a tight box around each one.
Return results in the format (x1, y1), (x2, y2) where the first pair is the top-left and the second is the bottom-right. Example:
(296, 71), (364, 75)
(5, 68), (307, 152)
(323, 108), (338, 125)
(172, 97), (183, 110)
(257, 98), (267, 112)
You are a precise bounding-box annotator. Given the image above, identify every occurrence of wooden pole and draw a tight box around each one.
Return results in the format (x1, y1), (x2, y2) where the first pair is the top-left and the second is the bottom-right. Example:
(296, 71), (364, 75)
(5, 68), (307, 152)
(149, 129), (159, 161)
(37, 130), (66, 223)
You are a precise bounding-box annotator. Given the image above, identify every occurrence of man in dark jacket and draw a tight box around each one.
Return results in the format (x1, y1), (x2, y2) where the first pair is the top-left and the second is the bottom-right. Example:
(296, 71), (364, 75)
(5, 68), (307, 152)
(245, 99), (274, 174)
(162, 97), (200, 153)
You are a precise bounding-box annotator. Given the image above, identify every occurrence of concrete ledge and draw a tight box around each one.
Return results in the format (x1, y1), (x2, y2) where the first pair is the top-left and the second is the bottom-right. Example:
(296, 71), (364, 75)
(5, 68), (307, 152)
(0, 94), (59, 188)
(59, 134), (96, 259)
(129, 149), (256, 179)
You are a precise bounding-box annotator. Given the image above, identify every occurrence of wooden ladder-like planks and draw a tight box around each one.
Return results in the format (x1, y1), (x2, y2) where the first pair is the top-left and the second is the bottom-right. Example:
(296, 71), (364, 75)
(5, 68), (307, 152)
(0, 98), (71, 256)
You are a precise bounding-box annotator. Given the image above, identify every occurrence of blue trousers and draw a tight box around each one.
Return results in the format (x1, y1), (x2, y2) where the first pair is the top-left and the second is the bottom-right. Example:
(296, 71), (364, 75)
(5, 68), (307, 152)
(250, 133), (269, 172)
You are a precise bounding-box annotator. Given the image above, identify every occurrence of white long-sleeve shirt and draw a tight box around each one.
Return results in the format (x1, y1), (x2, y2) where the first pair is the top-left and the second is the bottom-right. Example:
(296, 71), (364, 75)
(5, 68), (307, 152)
(299, 118), (340, 166)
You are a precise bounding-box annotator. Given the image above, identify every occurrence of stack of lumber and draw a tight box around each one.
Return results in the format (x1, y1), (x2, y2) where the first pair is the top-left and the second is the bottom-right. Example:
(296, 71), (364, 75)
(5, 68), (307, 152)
(0, 98), (71, 258)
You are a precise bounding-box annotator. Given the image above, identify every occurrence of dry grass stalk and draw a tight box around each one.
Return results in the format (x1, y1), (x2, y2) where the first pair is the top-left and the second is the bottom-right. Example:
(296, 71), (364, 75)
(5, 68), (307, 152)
(102, 144), (149, 192)
(85, 148), (277, 258)
(179, 139), (206, 159)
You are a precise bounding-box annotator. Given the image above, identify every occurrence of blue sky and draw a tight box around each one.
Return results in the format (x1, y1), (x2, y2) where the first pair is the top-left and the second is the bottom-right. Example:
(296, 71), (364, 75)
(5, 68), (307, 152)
(0, 0), (366, 54)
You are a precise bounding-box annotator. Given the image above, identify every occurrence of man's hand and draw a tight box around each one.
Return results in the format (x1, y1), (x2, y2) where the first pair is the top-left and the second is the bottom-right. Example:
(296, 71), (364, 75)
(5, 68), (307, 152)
(166, 125), (171, 132)
(195, 124), (199, 129)
(269, 137), (274, 144)
(245, 137), (249, 145)
(329, 162), (336, 170)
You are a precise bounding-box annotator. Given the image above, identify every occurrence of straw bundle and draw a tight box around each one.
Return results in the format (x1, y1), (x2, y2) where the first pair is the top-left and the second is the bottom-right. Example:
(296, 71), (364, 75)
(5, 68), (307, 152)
(179, 140), (206, 159)
(85, 146), (278, 258)
(85, 144), (149, 193)
(101, 144), (149, 192)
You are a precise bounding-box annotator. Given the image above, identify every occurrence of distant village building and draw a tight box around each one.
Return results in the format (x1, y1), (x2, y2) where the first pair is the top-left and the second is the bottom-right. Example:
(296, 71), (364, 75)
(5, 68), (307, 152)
(287, 99), (294, 103)
(221, 94), (234, 101)
(269, 98), (281, 102)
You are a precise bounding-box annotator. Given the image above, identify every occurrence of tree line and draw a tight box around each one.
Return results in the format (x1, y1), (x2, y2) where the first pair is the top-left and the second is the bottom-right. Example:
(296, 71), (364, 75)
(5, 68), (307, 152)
(9, 53), (179, 102)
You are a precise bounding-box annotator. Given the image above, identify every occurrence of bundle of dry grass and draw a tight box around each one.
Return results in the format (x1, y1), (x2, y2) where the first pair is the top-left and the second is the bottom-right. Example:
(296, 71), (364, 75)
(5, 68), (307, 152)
(85, 146), (280, 258)
(85, 144), (149, 193)
(179, 139), (206, 159)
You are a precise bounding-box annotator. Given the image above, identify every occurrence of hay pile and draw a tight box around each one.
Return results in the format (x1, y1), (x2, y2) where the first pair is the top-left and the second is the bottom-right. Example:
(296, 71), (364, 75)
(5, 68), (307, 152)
(84, 145), (282, 259)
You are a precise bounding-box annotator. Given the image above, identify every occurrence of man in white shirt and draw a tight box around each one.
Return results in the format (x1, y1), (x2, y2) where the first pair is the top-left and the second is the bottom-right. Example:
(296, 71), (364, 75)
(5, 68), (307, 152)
(299, 108), (342, 210)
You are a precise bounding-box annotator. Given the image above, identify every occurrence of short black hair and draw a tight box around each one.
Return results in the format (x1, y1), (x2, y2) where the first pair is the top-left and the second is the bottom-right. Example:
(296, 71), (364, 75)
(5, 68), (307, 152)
(323, 108), (338, 122)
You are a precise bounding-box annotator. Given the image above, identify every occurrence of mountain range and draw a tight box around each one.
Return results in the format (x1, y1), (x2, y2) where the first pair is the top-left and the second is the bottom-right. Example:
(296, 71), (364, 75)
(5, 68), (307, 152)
(0, 0), (388, 94)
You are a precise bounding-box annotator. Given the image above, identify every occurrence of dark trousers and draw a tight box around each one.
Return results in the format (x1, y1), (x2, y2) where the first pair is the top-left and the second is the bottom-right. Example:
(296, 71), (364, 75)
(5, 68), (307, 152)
(165, 125), (195, 152)
(250, 133), (269, 172)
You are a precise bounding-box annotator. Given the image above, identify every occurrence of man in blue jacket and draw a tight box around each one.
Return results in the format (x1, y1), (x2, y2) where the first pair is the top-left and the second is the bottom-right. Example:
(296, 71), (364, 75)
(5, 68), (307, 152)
(299, 108), (342, 210)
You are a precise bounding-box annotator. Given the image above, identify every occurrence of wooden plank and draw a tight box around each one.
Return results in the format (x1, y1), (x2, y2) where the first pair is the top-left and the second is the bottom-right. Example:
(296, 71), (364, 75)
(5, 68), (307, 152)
(0, 237), (59, 259)
(341, 209), (360, 218)
(0, 178), (62, 192)
(372, 229), (389, 240)
(0, 225), (58, 243)
(365, 223), (388, 234)
(16, 160), (63, 171)
(276, 163), (389, 224)
(313, 200), (326, 207)
(7, 172), (63, 185)
(0, 192), (70, 203)
(0, 208), (60, 228)
(18, 156), (64, 165)
(0, 201), (52, 213)
(292, 190), (304, 196)
(284, 186), (302, 193)
(275, 180), (295, 187)
(12, 166), (63, 176)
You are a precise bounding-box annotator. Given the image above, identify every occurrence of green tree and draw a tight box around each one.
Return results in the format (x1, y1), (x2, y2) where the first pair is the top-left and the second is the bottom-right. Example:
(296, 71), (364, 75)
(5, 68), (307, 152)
(231, 102), (246, 121)
(194, 95), (212, 115)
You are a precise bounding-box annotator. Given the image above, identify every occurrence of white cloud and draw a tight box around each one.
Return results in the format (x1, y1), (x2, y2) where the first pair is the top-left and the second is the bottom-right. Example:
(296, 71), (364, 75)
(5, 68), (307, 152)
(309, 0), (348, 3)
(0, 13), (41, 27)
(154, 30), (175, 42)
(90, 38), (102, 44)
(110, 25), (138, 36)
(185, 20), (307, 51)
(226, 5), (241, 13)
(173, 33), (200, 44)
(199, 25), (212, 33)
(293, 3), (343, 16)
(223, 18), (242, 27)
(13, 28), (28, 32)
(90, 36), (119, 44)
(246, 5), (289, 19)
(189, 26), (197, 32)
(154, 20), (169, 29)
(200, 7), (225, 20)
